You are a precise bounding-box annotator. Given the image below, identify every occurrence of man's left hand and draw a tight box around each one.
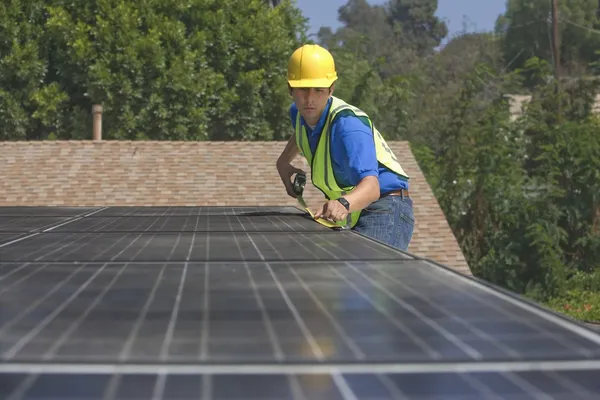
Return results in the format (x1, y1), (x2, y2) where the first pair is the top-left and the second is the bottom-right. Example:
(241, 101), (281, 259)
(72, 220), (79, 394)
(314, 200), (348, 222)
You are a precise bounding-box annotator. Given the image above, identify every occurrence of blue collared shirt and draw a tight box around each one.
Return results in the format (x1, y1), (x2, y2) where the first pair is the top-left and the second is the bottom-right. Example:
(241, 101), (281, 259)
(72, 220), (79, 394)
(289, 98), (408, 194)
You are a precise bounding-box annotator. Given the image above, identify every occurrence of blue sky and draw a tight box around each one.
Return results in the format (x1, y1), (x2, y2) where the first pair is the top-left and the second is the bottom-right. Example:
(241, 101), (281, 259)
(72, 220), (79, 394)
(295, 0), (507, 45)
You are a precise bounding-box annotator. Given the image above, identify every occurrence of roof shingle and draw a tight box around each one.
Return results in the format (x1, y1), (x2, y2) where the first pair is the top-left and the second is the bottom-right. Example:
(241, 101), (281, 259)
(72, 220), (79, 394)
(0, 140), (471, 274)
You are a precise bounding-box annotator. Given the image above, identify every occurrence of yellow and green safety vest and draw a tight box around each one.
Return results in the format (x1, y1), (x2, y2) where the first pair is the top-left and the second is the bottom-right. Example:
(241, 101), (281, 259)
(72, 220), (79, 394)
(295, 96), (410, 228)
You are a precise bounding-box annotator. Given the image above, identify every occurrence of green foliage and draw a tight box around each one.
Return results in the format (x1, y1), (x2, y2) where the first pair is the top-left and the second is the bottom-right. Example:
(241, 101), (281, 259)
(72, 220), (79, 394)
(325, 38), (416, 140)
(0, 0), (308, 140)
(403, 47), (600, 309)
(386, 0), (448, 55)
(0, 0), (55, 140)
(545, 271), (600, 322)
(319, 0), (446, 78)
(498, 0), (600, 79)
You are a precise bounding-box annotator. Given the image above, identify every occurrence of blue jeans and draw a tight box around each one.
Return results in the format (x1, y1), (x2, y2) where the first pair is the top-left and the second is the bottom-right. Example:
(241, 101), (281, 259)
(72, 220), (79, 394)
(352, 195), (414, 251)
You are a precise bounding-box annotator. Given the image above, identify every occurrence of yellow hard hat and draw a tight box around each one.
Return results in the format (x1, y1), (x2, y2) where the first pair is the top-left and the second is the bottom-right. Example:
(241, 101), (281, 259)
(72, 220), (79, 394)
(287, 44), (338, 88)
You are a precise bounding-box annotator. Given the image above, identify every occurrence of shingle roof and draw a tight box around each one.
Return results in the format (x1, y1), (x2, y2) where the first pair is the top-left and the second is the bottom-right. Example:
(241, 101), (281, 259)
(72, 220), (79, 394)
(0, 140), (471, 274)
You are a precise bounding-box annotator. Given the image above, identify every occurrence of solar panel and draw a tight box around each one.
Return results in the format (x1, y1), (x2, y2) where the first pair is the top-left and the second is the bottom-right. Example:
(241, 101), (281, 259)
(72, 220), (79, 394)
(90, 206), (304, 217)
(1, 369), (598, 399)
(0, 232), (408, 263)
(1, 260), (599, 364)
(0, 217), (74, 232)
(49, 214), (333, 232)
(1, 205), (599, 399)
(0, 206), (100, 217)
(0, 233), (25, 245)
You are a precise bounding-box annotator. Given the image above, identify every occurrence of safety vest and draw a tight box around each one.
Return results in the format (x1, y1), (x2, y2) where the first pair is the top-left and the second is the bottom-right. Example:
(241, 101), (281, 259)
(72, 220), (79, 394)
(295, 96), (410, 228)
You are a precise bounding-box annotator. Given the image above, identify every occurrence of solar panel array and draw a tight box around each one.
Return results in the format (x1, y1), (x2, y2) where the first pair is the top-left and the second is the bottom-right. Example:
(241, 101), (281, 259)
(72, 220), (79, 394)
(1, 206), (600, 399)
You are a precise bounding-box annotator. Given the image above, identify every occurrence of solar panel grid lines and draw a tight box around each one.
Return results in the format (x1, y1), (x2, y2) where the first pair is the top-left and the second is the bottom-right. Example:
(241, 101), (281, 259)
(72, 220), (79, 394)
(332, 372), (360, 400)
(2, 260), (600, 366)
(414, 256), (600, 352)
(244, 261), (285, 361)
(283, 262), (366, 360)
(268, 227), (340, 359)
(454, 372), (502, 400)
(159, 267), (191, 391)
(117, 262), (169, 363)
(0, 262), (37, 288)
(0, 233), (38, 248)
(224, 215), (285, 362)
(201, 263), (210, 362)
(36, 218), (173, 364)
(2, 261), (111, 359)
(0, 210), (133, 259)
(2, 369), (600, 400)
(1, 205), (600, 400)
(544, 369), (597, 395)
(38, 261), (133, 361)
(341, 261), (484, 361)
(0, 262), (91, 341)
(265, 261), (326, 361)
(0, 206), (111, 248)
(234, 216), (338, 362)
(323, 263), (444, 361)
(0, 206), (103, 217)
(0, 217), (67, 232)
(86, 206), (305, 217)
(351, 261), (524, 360)
(3, 262), (600, 362)
(0, 232), (411, 263)
(3, 373), (34, 400)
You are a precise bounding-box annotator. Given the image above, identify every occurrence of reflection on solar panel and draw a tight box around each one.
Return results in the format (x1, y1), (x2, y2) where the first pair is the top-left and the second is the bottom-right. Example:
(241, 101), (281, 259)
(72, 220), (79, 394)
(1, 206), (599, 399)
(0, 217), (73, 232)
(0, 233), (25, 245)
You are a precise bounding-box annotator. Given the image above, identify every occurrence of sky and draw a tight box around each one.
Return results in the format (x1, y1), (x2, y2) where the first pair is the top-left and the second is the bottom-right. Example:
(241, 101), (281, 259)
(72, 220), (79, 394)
(295, 0), (507, 45)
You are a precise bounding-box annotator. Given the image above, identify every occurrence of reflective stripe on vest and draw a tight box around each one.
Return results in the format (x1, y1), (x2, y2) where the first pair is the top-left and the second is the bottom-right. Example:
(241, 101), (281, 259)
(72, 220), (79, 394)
(295, 96), (410, 228)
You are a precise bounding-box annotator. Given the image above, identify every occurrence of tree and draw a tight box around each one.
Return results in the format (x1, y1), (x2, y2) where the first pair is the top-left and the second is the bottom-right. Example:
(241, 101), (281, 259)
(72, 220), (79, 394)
(0, 0), (66, 140)
(386, 0), (448, 56)
(0, 0), (308, 141)
(497, 0), (600, 79)
(318, 0), (446, 78)
(404, 33), (506, 153)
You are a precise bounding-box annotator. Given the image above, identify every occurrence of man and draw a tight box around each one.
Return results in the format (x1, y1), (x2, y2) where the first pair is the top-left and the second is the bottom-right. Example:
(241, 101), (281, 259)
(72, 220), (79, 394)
(276, 44), (414, 251)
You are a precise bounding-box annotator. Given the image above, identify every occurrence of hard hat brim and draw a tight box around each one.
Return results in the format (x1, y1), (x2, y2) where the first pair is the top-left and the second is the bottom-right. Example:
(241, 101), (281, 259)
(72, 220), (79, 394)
(288, 77), (337, 88)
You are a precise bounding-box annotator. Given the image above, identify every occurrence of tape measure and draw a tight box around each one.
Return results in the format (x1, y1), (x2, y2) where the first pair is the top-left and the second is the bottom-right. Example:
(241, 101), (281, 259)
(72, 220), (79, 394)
(292, 172), (306, 197)
(292, 173), (339, 229)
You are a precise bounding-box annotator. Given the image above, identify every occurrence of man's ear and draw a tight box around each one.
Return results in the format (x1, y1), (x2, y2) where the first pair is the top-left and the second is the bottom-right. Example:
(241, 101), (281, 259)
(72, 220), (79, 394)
(329, 83), (335, 96)
(288, 84), (293, 97)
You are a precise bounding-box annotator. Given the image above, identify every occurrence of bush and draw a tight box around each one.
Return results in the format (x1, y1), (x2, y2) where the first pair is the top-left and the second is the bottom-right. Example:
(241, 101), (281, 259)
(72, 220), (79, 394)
(544, 286), (600, 323)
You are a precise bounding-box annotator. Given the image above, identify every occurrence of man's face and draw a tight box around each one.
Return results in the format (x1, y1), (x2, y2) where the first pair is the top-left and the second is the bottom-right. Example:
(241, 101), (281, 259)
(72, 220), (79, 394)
(290, 86), (333, 126)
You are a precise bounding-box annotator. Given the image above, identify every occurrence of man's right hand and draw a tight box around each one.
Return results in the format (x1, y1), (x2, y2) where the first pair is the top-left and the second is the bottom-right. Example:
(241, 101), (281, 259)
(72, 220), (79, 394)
(277, 161), (305, 199)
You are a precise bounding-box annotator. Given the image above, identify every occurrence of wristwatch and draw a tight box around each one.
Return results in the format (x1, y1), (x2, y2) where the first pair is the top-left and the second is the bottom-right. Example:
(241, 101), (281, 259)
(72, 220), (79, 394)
(336, 197), (350, 210)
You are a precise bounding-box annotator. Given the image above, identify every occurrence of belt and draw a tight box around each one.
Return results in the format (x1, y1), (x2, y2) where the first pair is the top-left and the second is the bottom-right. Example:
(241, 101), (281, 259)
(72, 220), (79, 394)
(382, 189), (410, 198)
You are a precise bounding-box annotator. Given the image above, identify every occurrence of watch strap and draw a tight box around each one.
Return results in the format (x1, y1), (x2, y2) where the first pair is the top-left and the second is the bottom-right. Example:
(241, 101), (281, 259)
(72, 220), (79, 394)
(336, 197), (350, 210)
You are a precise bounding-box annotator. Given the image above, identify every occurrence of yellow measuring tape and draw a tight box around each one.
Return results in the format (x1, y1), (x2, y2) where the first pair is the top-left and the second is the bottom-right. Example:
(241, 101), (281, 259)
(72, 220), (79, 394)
(292, 172), (340, 229)
(296, 195), (340, 229)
